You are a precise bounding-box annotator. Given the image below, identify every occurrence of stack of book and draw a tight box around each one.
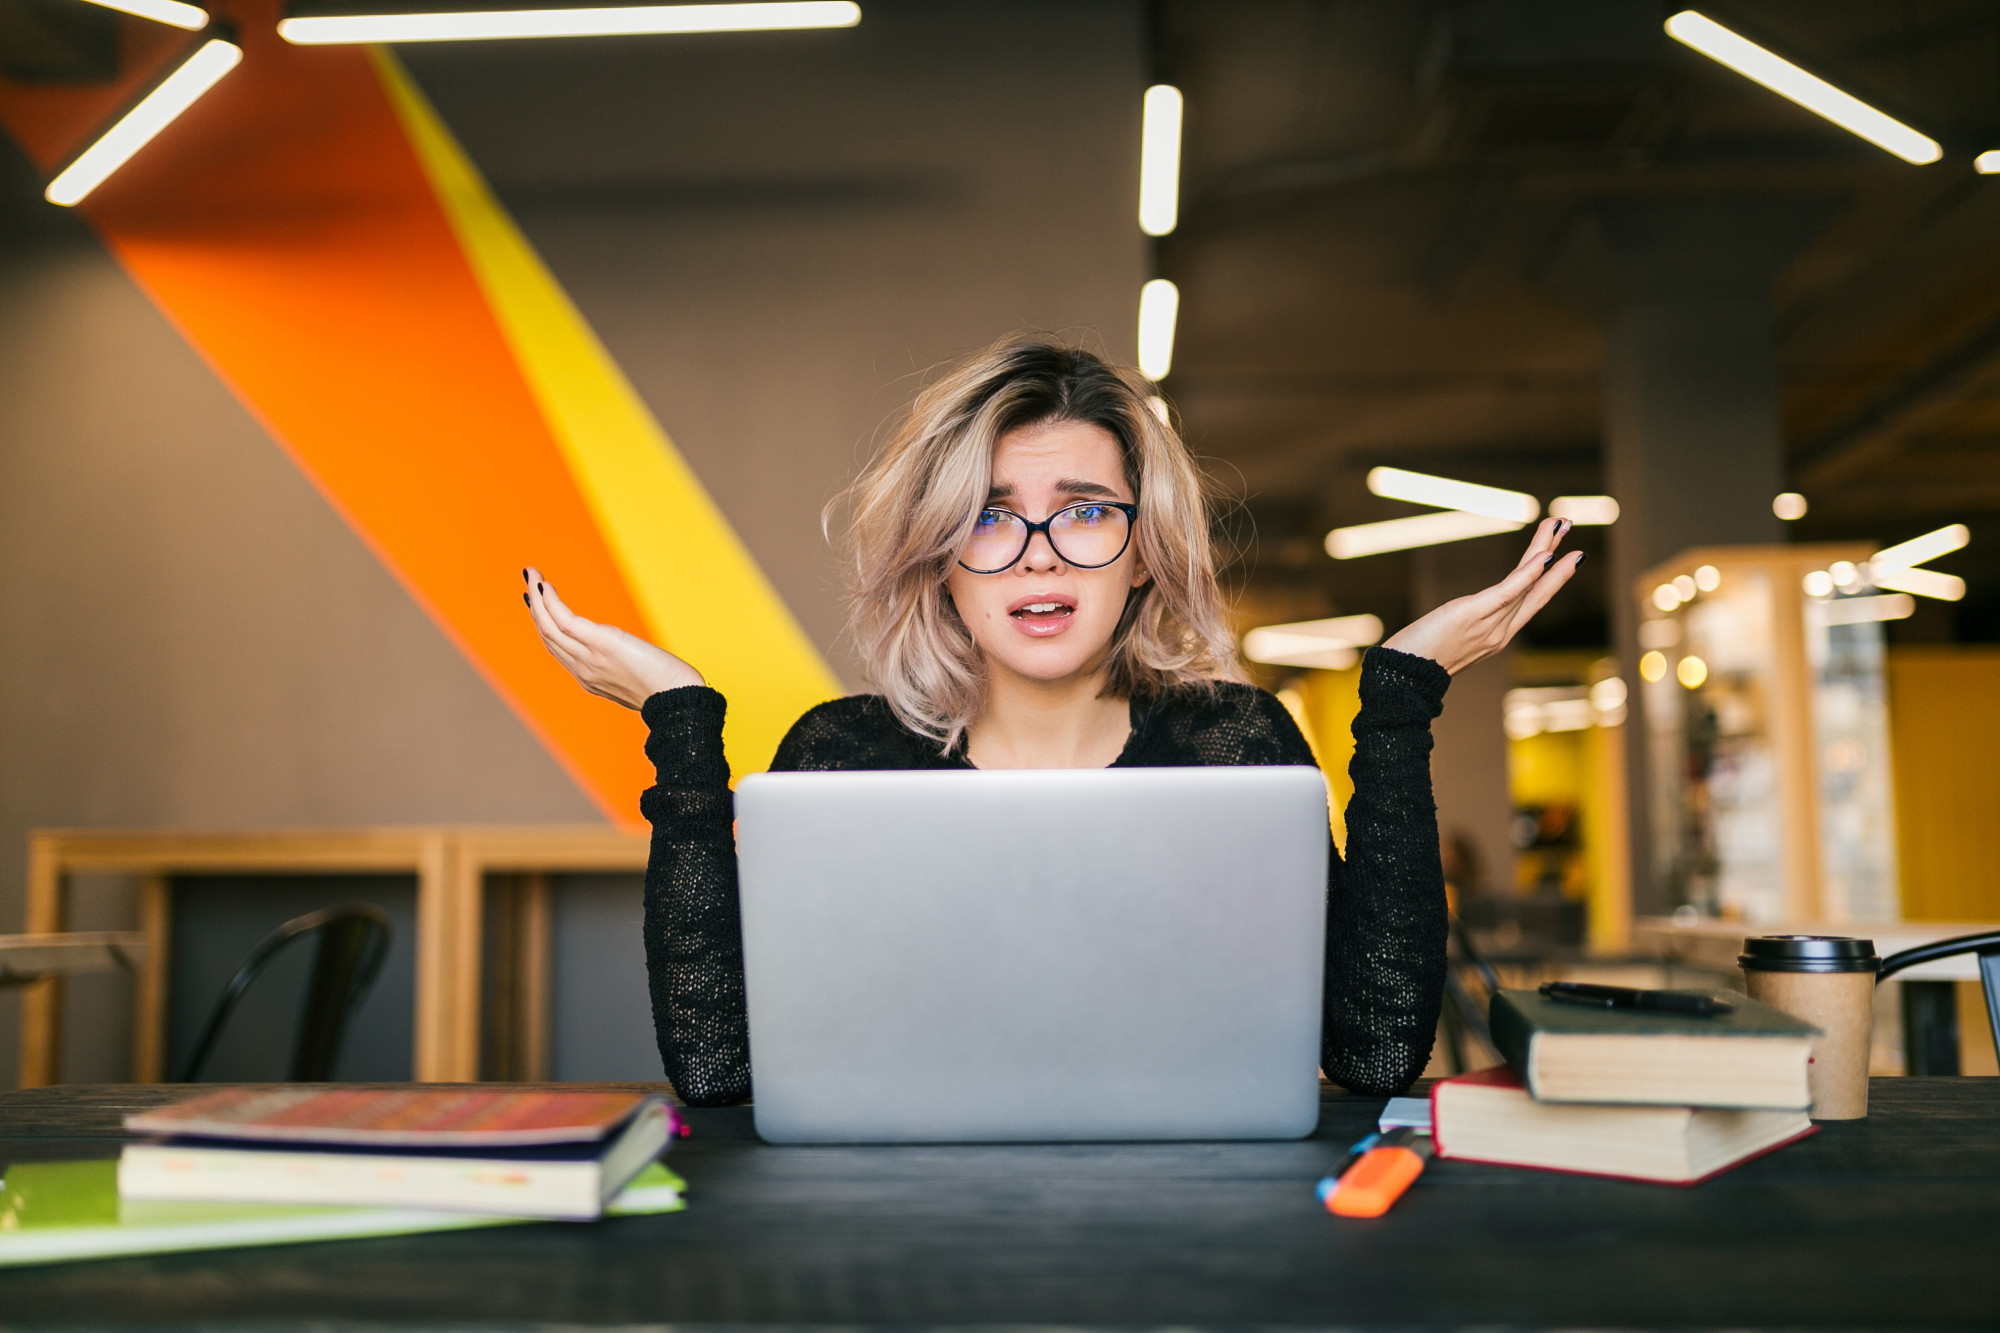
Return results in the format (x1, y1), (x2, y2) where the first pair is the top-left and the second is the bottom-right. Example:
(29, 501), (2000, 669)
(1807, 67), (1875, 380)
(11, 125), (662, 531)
(0, 1088), (685, 1268)
(1432, 987), (1820, 1184)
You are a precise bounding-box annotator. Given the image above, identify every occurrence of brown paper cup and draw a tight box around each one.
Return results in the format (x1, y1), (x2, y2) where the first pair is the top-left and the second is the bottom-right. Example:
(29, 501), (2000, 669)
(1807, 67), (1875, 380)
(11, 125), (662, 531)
(1742, 969), (1875, 1119)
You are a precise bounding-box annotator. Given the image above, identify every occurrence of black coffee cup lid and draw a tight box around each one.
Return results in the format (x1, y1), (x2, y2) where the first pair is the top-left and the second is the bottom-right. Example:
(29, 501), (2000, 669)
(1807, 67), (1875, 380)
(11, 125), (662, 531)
(1739, 934), (1880, 973)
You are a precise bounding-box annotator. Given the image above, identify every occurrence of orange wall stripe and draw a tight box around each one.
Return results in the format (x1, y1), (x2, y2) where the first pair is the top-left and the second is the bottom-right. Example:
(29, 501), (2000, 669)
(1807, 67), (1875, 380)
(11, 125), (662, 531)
(0, 4), (656, 823)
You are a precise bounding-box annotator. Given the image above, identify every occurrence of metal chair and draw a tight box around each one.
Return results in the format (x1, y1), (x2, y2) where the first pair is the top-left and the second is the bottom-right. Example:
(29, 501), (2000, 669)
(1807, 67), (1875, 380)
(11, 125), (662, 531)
(1877, 930), (2000, 1077)
(1438, 913), (1503, 1073)
(178, 903), (392, 1083)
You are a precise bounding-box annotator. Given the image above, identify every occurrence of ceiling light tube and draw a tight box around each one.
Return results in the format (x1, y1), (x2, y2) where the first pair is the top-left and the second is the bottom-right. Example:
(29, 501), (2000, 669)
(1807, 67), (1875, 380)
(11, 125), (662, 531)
(1241, 614), (1385, 668)
(1665, 11), (1941, 165)
(1548, 495), (1619, 525)
(1869, 566), (1965, 602)
(45, 35), (241, 207)
(1326, 510), (1522, 560)
(279, 0), (859, 43)
(1871, 523), (1968, 570)
(1812, 593), (1917, 625)
(1137, 278), (1179, 380)
(1366, 467), (1540, 525)
(78, 0), (209, 29)
(1138, 84), (1182, 237)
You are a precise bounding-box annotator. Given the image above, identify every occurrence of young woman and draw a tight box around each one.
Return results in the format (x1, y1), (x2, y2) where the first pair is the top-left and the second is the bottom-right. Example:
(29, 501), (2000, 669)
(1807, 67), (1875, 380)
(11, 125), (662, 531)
(524, 338), (1579, 1106)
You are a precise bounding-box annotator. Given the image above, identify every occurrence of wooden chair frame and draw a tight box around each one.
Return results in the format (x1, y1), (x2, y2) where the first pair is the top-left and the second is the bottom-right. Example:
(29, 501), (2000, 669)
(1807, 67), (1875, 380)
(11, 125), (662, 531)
(15, 826), (649, 1087)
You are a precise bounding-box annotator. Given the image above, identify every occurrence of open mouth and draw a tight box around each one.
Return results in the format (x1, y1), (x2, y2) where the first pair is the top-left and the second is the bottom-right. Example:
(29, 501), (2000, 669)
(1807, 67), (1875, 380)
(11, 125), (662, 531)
(1008, 595), (1077, 632)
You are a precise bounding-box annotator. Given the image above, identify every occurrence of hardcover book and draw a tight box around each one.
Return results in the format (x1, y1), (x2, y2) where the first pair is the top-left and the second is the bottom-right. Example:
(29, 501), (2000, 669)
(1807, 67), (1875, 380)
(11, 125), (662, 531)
(0, 1159), (685, 1268)
(1489, 987), (1817, 1109)
(1431, 1066), (1816, 1184)
(119, 1091), (675, 1220)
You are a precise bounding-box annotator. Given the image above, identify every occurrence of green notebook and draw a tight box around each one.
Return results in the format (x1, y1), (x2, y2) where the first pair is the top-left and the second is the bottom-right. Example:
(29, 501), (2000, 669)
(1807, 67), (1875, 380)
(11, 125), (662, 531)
(0, 1159), (685, 1268)
(1490, 987), (1818, 1109)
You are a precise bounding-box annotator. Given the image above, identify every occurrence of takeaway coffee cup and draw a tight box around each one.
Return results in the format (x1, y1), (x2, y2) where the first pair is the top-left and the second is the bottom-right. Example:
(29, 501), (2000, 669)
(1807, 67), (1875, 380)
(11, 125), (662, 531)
(1738, 935), (1880, 1120)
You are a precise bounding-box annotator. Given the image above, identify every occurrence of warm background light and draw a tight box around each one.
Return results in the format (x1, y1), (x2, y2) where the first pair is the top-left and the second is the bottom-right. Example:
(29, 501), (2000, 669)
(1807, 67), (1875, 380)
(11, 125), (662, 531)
(279, 0), (861, 43)
(1136, 278), (1178, 380)
(1241, 613), (1383, 670)
(1548, 494), (1619, 525)
(1773, 492), (1808, 520)
(1639, 650), (1668, 683)
(1325, 509), (1521, 559)
(46, 39), (242, 206)
(79, 0), (209, 29)
(1694, 564), (1721, 592)
(1814, 593), (1916, 625)
(1665, 11), (1942, 164)
(1873, 523), (1968, 570)
(1138, 85), (1182, 237)
(1366, 466), (1539, 525)
(1677, 655), (1708, 689)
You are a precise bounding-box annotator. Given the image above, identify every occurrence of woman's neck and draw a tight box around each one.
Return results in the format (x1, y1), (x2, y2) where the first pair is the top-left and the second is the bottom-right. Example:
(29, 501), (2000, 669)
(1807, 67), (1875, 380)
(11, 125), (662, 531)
(964, 665), (1131, 770)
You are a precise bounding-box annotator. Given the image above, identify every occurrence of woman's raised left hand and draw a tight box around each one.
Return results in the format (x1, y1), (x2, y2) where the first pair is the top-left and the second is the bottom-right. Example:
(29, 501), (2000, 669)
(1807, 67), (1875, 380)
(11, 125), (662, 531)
(1380, 517), (1582, 675)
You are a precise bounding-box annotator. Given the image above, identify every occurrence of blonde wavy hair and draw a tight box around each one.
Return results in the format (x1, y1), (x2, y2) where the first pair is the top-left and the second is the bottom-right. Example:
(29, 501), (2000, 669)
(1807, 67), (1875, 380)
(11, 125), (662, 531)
(838, 336), (1242, 750)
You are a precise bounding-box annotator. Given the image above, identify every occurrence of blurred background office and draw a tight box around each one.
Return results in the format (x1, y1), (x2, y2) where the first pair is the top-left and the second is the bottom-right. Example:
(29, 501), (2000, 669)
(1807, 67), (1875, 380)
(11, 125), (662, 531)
(1, 0), (1996, 1090)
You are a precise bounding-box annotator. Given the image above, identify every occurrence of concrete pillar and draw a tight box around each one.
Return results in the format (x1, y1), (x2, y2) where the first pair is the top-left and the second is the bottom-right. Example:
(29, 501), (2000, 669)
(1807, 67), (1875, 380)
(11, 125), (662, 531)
(1550, 196), (1837, 916)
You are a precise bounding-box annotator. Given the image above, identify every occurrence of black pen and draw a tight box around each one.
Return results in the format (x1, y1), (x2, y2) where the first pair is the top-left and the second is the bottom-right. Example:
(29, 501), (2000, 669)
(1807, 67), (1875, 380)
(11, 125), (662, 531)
(1539, 981), (1733, 1016)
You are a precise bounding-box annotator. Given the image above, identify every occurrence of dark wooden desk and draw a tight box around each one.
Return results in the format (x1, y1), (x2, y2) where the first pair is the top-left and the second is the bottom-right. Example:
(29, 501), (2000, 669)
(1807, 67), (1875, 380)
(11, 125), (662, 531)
(1, 1079), (1996, 1326)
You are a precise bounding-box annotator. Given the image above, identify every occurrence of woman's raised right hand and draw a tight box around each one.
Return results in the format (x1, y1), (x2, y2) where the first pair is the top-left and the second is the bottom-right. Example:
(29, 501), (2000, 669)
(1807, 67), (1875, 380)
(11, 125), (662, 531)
(522, 567), (704, 710)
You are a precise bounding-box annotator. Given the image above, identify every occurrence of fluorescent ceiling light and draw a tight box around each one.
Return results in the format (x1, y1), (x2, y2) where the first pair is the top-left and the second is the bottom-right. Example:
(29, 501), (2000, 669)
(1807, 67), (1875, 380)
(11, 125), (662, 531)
(1872, 523), (1968, 570)
(1549, 495), (1619, 525)
(1326, 510), (1522, 560)
(1241, 614), (1384, 669)
(45, 37), (242, 207)
(1136, 278), (1178, 380)
(1977, 150), (2000, 175)
(1665, 11), (1940, 165)
(1240, 637), (1357, 671)
(1812, 593), (1916, 625)
(78, 0), (209, 29)
(1367, 467), (1539, 526)
(1138, 84), (1182, 237)
(1870, 565), (1964, 602)
(279, 0), (859, 43)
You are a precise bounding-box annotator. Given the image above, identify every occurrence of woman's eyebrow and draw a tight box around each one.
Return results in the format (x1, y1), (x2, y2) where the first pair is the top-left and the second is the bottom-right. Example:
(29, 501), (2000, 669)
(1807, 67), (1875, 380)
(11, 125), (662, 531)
(984, 478), (1122, 503)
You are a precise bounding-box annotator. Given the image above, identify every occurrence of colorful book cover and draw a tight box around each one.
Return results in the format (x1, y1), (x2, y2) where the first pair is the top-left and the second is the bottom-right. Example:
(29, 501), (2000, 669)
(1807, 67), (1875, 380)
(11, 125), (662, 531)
(0, 1159), (685, 1268)
(124, 1087), (670, 1147)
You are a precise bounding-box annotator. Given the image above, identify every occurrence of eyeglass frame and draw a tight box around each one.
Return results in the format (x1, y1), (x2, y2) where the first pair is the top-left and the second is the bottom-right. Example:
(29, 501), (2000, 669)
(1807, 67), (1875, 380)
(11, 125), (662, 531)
(955, 500), (1140, 574)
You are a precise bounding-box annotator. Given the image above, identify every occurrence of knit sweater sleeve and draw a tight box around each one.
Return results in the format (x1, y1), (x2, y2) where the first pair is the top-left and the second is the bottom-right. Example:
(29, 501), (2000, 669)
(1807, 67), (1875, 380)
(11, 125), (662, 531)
(1323, 646), (1452, 1095)
(637, 685), (750, 1107)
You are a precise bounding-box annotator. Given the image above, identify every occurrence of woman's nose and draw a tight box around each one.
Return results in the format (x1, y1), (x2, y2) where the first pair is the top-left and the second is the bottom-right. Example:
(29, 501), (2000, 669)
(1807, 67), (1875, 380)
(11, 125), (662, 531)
(1021, 527), (1063, 570)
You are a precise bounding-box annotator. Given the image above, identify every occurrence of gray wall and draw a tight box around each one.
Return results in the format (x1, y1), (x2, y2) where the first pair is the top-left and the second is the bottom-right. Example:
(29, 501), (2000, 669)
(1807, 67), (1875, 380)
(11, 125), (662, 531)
(0, 1), (1146, 1087)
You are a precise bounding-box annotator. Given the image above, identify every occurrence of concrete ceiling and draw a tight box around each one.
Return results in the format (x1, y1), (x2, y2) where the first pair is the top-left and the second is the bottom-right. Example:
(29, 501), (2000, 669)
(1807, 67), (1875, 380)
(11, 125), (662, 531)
(1156, 0), (2000, 643)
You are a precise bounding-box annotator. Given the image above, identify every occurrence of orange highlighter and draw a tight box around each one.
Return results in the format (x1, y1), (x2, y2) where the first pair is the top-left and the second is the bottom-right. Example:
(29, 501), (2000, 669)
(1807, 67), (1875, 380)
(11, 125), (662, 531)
(1325, 1128), (1433, 1217)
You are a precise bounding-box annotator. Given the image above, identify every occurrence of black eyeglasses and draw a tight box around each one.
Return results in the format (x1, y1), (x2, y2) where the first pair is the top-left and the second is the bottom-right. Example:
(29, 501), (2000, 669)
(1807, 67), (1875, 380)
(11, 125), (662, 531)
(957, 501), (1139, 574)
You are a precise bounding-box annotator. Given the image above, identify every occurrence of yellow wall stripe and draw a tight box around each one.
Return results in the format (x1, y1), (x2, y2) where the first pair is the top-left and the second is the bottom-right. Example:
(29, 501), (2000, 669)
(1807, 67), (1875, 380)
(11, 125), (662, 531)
(375, 50), (841, 777)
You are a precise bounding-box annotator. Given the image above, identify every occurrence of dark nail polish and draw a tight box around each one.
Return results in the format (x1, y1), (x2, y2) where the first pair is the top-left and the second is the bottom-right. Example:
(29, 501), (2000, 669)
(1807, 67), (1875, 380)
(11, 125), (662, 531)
(523, 593), (530, 606)
(521, 568), (528, 583)
(1574, 552), (1588, 567)
(1543, 555), (1558, 571)
(537, 582), (544, 593)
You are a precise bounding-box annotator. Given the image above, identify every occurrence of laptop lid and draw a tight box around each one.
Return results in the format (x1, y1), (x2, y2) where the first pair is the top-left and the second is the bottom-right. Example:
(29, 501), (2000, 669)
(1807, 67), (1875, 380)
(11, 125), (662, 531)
(734, 765), (1329, 1143)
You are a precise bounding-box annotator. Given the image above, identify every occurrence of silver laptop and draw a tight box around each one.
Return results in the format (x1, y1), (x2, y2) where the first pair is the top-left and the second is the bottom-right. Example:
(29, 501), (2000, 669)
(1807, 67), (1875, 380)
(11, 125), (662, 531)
(734, 765), (1330, 1143)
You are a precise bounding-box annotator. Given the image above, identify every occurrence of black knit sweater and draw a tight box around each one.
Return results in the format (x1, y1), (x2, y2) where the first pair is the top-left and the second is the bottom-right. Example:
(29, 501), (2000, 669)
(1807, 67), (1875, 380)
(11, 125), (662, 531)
(638, 645), (1452, 1106)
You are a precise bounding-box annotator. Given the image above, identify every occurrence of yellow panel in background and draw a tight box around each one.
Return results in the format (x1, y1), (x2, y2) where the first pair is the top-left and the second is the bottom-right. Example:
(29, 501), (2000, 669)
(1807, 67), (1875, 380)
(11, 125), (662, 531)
(1282, 665), (1362, 855)
(1886, 646), (2000, 921)
(376, 51), (841, 777)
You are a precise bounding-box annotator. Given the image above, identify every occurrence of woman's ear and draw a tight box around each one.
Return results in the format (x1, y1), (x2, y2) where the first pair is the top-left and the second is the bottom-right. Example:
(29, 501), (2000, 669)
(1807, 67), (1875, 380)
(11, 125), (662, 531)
(1130, 555), (1151, 589)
